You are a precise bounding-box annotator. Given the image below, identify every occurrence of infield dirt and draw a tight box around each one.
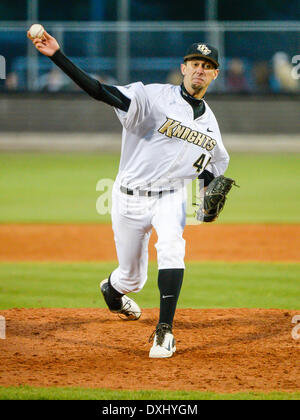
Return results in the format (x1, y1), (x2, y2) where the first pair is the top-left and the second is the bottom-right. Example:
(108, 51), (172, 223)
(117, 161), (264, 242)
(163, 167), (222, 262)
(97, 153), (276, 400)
(1, 223), (300, 262)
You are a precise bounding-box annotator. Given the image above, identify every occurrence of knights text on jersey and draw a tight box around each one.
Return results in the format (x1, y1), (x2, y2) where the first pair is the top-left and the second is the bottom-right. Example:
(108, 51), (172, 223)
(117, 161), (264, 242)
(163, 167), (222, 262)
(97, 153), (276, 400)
(114, 82), (229, 191)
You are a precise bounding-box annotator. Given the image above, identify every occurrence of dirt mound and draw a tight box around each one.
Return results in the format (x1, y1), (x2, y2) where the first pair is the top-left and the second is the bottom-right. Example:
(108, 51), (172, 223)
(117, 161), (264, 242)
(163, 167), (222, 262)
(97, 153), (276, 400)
(0, 307), (299, 393)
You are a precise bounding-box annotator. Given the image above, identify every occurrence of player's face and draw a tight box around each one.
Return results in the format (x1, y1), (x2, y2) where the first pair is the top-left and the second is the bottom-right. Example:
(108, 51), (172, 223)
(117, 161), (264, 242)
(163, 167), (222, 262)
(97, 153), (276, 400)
(181, 59), (219, 96)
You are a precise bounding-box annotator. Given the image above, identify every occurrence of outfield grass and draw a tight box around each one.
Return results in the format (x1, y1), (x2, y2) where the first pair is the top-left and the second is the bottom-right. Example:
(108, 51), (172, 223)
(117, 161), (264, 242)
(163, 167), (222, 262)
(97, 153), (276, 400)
(0, 261), (299, 310)
(0, 152), (300, 223)
(0, 153), (117, 223)
(0, 386), (299, 400)
(224, 153), (300, 223)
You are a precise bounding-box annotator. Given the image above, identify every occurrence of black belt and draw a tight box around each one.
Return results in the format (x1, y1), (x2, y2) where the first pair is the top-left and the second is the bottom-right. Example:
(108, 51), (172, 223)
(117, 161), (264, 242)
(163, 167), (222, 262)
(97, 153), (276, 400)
(120, 185), (175, 197)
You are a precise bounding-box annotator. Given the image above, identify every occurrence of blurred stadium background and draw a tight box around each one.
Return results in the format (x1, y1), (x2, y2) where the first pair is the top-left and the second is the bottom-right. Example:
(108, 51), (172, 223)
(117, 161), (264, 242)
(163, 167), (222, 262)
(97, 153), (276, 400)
(0, 0), (299, 153)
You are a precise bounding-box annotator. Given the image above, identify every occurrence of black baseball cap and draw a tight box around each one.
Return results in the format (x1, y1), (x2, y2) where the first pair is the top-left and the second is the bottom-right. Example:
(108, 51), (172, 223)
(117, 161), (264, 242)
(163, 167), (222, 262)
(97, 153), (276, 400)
(184, 43), (219, 68)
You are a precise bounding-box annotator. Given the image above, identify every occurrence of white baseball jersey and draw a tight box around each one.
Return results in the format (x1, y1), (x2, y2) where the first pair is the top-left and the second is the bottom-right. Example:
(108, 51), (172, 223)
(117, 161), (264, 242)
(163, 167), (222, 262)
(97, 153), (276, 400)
(114, 82), (229, 192)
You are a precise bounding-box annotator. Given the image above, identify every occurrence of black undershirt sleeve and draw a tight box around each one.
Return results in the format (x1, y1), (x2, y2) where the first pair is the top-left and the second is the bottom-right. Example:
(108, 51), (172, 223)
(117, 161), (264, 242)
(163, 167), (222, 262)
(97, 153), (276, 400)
(198, 169), (215, 187)
(50, 49), (131, 112)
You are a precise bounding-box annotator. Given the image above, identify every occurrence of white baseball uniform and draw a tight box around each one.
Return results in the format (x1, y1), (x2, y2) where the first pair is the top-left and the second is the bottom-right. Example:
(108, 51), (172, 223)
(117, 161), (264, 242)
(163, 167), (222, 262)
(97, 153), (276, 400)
(109, 82), (229, 295)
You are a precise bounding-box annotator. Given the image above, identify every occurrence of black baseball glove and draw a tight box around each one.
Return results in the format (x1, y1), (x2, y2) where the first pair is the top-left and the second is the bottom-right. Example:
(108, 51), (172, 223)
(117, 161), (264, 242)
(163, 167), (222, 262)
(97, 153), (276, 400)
(196, 175), (239, 223)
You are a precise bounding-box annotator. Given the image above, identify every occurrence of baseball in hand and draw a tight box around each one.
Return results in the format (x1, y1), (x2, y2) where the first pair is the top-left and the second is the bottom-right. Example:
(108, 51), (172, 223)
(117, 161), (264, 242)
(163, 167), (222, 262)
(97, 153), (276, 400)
(29, 24), (45, 39)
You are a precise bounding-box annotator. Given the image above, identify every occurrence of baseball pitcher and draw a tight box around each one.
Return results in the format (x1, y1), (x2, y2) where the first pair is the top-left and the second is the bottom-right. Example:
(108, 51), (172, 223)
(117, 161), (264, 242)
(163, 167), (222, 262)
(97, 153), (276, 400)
(28, 29), (235, 358)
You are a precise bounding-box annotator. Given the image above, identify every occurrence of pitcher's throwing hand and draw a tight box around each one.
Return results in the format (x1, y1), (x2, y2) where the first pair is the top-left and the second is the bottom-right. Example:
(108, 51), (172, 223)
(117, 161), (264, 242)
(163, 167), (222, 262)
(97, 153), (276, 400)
(27, 27), (60, 57)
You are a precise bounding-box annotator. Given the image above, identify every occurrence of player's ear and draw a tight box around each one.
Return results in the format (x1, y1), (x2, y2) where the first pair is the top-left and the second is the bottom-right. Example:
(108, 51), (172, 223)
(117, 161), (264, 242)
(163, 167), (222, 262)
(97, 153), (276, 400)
(213, 69), (219, 80)
(180, 63), (186, 76)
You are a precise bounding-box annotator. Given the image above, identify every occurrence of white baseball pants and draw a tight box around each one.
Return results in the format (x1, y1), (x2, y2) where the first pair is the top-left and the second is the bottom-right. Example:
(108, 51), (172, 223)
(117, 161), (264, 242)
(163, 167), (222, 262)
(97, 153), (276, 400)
(109, 182), (186, 294)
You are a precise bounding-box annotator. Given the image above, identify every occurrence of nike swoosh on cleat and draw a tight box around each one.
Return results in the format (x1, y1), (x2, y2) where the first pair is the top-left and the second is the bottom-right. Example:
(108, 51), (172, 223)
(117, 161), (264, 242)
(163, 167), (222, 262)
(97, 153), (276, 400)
(162, 295), (174, 299)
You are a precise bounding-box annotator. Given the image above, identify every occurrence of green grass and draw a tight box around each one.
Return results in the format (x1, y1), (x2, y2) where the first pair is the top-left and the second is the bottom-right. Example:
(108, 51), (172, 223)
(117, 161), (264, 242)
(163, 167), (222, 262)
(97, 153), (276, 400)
(0, 153), (117, 223)
(1, 152), (300, 223)
(0, 261), (299, 310)
(0, 386), (299, 400)
(224, 153), (300, 223)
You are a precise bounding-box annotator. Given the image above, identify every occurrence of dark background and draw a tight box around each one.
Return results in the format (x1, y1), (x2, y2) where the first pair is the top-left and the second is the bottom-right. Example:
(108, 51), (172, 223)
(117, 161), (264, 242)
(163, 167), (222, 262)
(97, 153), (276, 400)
(1, 0), (300, 21)
(0, 0), (299, 135)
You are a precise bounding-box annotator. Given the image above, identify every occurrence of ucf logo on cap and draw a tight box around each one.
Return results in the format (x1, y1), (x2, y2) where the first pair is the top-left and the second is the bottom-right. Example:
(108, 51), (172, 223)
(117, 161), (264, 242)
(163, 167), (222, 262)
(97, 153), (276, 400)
(184, 43), (219, 67)
(197, 44), (211, 55)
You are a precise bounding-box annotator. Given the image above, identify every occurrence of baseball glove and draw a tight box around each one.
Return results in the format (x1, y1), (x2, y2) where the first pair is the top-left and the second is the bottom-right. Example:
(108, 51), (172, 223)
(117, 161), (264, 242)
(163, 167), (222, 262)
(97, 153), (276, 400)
(196, 175), (239, 223)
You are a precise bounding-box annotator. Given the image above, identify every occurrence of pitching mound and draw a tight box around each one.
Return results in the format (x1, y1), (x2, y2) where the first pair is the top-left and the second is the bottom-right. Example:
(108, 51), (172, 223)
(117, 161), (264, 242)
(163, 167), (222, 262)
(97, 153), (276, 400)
(0, 307), (299, 393)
